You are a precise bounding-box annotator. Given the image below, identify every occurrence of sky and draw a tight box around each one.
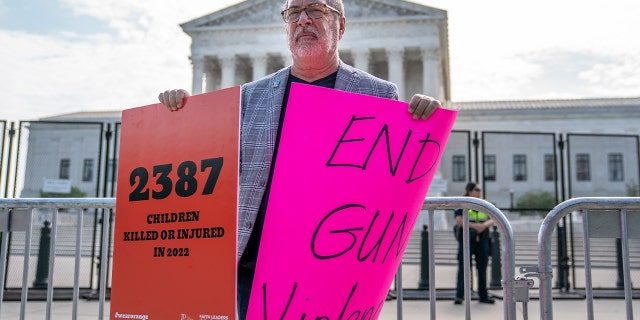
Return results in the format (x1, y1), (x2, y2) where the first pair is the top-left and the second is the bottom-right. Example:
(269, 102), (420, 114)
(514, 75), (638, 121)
(1, 0), (639, 121)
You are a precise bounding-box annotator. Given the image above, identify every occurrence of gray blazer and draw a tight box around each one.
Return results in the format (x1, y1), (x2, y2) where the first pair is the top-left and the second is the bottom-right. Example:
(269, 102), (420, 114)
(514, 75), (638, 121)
(236, 61), (399, 259)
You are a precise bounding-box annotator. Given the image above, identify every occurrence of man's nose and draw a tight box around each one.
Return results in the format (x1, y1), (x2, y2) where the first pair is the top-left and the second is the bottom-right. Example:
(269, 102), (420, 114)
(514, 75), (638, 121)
(297, 10), (312, 25)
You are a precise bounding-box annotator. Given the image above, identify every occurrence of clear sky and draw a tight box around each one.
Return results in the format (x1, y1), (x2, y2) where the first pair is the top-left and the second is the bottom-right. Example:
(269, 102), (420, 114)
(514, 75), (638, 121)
(1, 0), (638, 120)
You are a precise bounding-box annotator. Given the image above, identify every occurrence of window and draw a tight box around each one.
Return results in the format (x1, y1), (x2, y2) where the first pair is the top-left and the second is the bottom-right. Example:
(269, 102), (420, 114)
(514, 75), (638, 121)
(608, 153), (624, 181)
(59, 159), (70, 179)
(544, 154), (555, 181)
(82, 158), (94, 182)
(513, 154), (527, 181)
(484, 155), (496, 181)
(452, 155), (466, 182)
(576, 153), (591, 181)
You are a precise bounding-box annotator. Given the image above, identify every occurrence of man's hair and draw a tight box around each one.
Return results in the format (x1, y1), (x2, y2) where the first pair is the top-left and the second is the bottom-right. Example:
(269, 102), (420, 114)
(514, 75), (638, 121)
(282, 0), (345, 17)
(327, 0), (345, 16)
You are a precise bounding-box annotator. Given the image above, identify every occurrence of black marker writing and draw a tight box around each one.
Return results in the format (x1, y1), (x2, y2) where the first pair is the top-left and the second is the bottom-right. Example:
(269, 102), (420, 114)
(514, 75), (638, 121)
(311, 203), (414, 264)
(326, 115), (440, 184)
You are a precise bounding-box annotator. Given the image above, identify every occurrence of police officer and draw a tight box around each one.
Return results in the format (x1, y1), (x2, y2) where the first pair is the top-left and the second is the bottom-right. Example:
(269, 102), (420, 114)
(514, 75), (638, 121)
(453, 182), (495, 304)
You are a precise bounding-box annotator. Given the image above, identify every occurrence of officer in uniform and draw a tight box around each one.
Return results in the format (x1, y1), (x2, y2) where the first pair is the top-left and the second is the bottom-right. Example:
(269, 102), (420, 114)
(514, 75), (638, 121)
(453, 182), (495, 304)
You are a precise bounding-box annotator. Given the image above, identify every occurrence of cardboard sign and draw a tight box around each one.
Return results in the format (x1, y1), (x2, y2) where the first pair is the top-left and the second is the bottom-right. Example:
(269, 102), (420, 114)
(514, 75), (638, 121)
(248, 83), (457, 319)
(111, 87), (240, 320)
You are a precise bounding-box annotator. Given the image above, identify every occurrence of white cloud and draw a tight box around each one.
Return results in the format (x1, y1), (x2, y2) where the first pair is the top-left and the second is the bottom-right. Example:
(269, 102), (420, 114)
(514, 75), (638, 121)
(2, 0), (640, 121)
(423, 0), (640, 101)
(1, 0), (243, 121)
(579, 53), (640, 97)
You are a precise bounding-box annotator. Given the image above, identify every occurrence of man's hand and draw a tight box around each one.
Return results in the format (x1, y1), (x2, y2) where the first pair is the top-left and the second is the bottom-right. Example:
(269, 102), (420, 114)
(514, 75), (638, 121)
(408, 94), (441, 120)
(158, 89), (190, 111)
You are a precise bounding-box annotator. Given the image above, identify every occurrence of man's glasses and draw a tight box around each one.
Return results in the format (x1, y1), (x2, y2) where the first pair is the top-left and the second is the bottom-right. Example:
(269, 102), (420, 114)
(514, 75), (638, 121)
(473, 187), (482, 192)
(281, 3), (342, 23)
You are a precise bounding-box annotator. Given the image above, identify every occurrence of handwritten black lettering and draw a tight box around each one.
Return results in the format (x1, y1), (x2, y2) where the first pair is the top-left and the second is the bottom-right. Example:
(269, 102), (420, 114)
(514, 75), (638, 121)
(311, 204), (414, 264)
(326, 115), (440, 184)
(405, 132), (440, 184)
(261, 281), (384, 320)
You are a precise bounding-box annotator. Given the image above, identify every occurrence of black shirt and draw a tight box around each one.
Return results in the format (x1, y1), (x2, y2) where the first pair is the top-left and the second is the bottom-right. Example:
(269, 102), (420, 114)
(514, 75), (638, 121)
(239, 71), (338, 268)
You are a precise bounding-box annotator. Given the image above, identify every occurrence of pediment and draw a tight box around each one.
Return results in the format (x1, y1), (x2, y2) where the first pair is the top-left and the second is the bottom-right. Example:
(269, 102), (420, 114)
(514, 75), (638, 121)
(182, 0), (446, 31)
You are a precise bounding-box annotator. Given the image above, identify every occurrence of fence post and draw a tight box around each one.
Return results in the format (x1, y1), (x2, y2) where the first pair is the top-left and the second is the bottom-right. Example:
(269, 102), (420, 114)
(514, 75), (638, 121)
(33, 220), (51, 289)
(555, 224), (569, 291)
(490, 225), (502, 288)
(616, 238), (624, 288)
(418, 224), (429, 289)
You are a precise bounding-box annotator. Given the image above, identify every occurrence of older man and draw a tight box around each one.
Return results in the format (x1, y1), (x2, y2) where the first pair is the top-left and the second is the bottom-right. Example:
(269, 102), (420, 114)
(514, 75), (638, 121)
(159, 0), (442, 318)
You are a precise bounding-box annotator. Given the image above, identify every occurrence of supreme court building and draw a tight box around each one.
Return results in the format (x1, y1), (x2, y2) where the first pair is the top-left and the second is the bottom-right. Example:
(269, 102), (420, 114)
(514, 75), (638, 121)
(10, 0), (640, 221)
(181, 0), (450, 102)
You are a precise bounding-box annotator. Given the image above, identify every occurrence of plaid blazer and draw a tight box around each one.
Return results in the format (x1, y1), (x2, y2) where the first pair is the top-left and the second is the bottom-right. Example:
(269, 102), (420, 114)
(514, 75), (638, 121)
(237, 61), (399, 259)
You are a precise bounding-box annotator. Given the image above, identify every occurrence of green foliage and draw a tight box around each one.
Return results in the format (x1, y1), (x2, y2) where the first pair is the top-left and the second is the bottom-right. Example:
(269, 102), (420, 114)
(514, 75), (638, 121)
(40, 186), (87, 198)
(515, 190), (556, 217)
(627, 181), (639, 197)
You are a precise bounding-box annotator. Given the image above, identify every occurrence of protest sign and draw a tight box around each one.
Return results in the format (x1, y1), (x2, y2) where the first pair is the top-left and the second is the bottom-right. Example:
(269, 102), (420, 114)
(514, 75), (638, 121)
(111, 87), (240, 320)
(248, 83), (457, 319)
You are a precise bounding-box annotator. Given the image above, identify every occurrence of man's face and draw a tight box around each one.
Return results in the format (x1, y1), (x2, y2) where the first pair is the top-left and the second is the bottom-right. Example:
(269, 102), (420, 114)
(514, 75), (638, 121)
(284, 0), (344, 61)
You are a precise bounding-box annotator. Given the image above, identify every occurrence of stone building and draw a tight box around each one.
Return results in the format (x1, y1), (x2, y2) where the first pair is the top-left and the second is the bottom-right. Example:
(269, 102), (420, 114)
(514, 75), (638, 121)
(181, 0), (450, 102)
(10, 0), (640, 219)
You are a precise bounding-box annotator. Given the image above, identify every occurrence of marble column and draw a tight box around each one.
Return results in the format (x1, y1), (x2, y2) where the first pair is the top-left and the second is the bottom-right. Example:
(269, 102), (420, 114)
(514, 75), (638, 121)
(251, 54), (268, 81)
(352, 49), (371, 73)
(204, 65), (216, 93)
(422, 47), (441, 99)
(219, 54), (236, 89)
(190, 56), (205, 94)
(387, 48), (405, 101)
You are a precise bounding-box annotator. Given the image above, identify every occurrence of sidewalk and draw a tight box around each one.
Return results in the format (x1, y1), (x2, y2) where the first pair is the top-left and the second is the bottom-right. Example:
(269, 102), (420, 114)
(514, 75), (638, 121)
(1, 264), (638, 319)
(379, 298), (640, 319)
(1, 298), (638, 320)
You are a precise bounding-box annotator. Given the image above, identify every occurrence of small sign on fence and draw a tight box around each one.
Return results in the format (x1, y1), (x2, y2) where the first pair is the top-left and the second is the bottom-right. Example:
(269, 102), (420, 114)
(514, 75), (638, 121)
(42, 179), (72, 194)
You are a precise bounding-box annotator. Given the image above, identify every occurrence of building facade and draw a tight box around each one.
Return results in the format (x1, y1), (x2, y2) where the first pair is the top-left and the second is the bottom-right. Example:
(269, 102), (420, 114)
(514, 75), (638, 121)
(5, 0), (639, 219)
(181, 0), (451, 102)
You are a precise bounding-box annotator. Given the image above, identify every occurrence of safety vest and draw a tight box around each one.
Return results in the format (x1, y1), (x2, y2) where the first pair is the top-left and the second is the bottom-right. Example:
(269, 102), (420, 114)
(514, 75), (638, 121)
(468, 209), (489, 222)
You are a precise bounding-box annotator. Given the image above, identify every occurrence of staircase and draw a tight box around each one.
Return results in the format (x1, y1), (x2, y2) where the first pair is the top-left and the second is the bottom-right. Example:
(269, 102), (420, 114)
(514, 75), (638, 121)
(402, 229), (640, 269)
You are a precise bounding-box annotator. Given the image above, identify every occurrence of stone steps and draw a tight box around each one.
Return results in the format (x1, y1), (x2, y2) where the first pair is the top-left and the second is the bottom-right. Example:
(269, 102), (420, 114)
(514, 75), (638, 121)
(402, 230), (640, 269)
(10, 225), (640, 270)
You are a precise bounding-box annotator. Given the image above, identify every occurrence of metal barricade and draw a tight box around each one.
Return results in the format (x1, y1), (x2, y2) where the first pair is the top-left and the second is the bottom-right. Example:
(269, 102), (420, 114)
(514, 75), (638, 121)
(524, 197), (640, 320)
(394, 197), (519, 320)
(3, 197), (517, 320)
(0, 198), (115, 320)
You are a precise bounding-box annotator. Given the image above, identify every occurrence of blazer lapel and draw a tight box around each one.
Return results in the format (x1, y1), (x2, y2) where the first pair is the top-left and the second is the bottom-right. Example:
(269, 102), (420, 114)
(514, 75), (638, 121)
(335, 60), (360, 92)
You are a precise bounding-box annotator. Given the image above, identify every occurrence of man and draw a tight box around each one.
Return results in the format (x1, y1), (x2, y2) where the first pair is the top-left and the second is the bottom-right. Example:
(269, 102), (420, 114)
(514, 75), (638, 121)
(159, 1), (442, 318)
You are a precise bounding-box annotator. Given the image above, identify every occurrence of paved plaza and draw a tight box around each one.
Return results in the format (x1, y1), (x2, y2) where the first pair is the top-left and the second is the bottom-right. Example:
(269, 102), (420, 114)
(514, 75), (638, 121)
(1, 264), (638, 319)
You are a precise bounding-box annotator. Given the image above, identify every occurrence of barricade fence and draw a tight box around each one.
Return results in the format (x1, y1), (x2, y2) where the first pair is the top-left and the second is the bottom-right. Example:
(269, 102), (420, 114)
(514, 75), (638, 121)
(1, 197), (639, 320)
(525, 197), (640, 320)
(0, 198), (115, 319)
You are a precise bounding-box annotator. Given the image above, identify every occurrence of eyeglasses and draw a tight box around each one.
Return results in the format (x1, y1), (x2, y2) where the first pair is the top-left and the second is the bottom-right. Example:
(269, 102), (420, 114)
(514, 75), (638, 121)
(281, 3), (342, 23)
(473, 188), (482, 192)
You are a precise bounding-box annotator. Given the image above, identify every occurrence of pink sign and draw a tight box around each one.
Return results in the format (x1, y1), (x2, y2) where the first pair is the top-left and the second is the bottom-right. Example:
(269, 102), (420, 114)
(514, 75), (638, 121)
(248, 83), (457, 319)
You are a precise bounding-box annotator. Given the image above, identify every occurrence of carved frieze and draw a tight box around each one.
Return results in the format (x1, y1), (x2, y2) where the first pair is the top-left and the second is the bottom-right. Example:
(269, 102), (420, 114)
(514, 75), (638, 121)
(188, 0), (444, 29)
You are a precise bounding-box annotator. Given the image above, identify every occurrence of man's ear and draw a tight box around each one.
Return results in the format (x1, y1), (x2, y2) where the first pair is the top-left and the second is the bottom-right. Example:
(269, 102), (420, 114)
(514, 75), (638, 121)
(339, 17), (346, 38)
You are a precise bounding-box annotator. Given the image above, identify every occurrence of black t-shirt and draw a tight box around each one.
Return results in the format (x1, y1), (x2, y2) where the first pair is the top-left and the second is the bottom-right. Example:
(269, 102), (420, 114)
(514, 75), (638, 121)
(239, 71), (338, 268)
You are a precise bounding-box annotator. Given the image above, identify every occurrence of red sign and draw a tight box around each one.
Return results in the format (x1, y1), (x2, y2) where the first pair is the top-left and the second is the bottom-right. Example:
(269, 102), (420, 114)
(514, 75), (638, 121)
(111, 87), (240, 320)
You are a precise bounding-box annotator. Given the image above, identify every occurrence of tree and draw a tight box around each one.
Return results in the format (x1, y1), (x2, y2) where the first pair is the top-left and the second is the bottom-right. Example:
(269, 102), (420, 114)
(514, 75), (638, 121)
(627, 181), (639, 197)
(515, 190), (556, 217)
